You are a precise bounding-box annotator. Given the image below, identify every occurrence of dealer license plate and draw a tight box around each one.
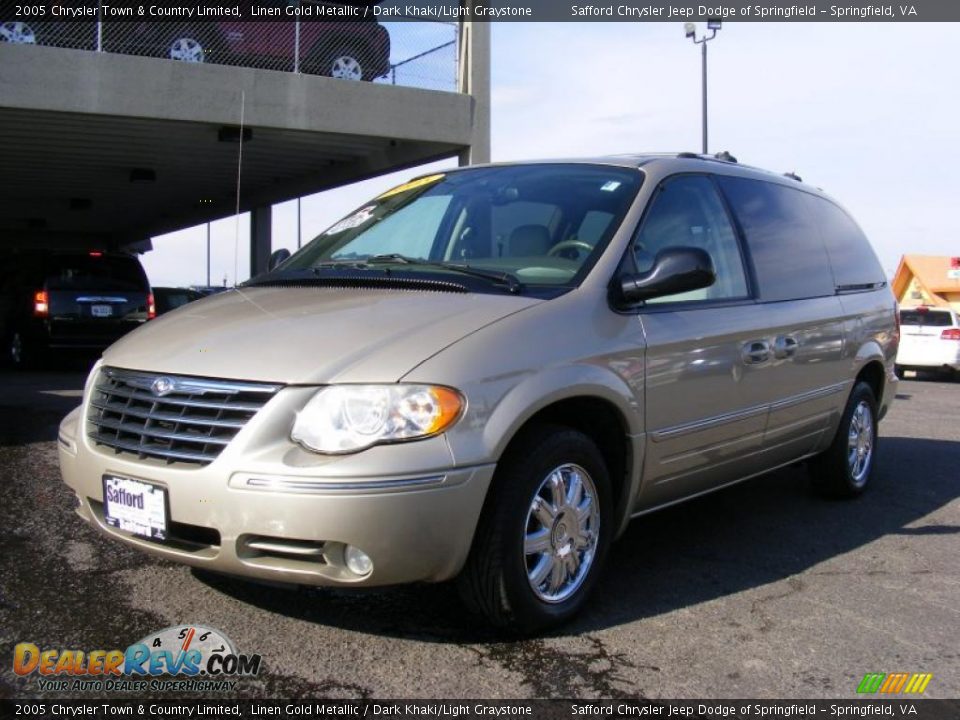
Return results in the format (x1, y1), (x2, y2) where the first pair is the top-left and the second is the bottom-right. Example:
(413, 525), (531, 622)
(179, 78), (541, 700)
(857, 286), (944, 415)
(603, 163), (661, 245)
(102, 475), (168, 540)
(91, 304), (113, 318)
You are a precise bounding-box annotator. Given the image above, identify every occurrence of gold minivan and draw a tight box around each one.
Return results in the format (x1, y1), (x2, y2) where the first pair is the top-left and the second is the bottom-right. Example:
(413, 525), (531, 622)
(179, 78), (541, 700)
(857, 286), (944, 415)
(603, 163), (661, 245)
(58, 155), (899, 631)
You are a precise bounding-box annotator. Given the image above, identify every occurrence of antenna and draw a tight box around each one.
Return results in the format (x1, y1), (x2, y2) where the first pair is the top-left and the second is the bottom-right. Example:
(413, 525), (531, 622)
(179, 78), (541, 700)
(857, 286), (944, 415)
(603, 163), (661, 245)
(233, 90), (246, 287)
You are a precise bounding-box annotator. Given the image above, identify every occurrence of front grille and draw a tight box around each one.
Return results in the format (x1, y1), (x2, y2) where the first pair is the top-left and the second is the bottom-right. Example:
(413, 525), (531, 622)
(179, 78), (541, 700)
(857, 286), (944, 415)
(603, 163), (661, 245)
(87, 367), (282, 466)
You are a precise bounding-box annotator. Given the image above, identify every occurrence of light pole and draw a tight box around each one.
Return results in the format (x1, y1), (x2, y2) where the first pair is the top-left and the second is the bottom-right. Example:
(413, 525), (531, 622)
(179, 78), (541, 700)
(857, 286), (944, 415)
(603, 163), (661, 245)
(684, 21), (722, 154)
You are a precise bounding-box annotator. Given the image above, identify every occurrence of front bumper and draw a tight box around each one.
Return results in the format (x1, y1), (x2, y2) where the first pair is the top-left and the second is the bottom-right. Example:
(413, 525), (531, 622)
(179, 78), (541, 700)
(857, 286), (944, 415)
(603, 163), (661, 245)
(58, 383), (495, 588)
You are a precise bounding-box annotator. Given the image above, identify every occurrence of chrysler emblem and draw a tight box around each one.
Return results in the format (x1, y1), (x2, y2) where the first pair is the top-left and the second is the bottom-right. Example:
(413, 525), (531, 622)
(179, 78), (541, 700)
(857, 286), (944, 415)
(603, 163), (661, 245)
(151, 377), (175, 397)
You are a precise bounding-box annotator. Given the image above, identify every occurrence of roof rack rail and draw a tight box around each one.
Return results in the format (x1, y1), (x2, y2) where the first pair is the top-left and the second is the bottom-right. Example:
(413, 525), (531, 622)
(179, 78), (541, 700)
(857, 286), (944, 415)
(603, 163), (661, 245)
(676, 152), (700, 159)
(714, 151), (737, 163)
(784, 171), (803, 182)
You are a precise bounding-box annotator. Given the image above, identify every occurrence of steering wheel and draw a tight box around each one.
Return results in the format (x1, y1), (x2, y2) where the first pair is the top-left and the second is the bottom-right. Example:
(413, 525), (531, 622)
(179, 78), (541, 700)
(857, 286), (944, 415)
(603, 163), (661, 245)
(548, 239), (594, 260)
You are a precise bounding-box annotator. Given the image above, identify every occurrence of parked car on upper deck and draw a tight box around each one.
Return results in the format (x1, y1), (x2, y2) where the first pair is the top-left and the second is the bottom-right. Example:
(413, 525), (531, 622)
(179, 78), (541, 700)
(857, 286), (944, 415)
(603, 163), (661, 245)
(58, 154), (898, 632)
(0, 2), (391, 81)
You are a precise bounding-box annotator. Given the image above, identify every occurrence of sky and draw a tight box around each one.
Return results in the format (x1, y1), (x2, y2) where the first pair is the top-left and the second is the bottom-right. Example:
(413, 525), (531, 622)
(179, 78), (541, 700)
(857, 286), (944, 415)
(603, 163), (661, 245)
(142, 22), (960, 287)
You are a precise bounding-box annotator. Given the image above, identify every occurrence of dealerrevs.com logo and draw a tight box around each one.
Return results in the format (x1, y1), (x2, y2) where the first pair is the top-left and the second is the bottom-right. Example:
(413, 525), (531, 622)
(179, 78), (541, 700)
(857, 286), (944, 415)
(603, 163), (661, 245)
(13, 625), (262, 692)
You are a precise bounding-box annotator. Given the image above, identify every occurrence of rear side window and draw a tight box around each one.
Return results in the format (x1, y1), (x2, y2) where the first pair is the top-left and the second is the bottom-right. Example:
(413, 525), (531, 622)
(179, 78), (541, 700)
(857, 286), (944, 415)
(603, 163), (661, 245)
(717, 177), (834, 302)
(804, 195), (886, 290)
(899, 309), (954, 327)
(45, 255), (149, 292)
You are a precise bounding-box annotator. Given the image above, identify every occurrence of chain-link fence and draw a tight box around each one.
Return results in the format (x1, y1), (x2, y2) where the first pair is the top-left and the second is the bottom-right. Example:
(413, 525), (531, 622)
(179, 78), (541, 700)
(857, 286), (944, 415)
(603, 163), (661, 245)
(0, 12), (459, 91)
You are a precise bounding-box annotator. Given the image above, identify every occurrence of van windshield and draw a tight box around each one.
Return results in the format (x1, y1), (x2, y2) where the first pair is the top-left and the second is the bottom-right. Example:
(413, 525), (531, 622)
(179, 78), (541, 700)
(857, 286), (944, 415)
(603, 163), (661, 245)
(276, 164), (643, 292)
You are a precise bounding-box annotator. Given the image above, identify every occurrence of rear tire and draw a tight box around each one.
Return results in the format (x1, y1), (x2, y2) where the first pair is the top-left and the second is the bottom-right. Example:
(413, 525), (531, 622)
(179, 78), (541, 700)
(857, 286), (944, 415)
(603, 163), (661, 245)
(162, 28), (218, 64)
(809, 381), (878, 499)
(458, 424), (612, 633)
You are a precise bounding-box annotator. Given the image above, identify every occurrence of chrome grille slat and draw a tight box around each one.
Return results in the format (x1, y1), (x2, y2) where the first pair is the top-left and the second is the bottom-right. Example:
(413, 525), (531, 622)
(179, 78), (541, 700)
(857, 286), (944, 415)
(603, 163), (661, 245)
(88, 398), (246, 429)
(89, 433), (217, 463)
(92, 417), (232, 446)
(87, 367), (281, 467)
(92, 383), (265, 412)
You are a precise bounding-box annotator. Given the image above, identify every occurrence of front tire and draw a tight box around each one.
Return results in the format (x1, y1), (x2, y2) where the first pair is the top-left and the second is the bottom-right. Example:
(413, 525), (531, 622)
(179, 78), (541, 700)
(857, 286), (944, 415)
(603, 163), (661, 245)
(458, 424), (612, 633)
(810, 381), (878, 499)
(308, 45), (368, 81)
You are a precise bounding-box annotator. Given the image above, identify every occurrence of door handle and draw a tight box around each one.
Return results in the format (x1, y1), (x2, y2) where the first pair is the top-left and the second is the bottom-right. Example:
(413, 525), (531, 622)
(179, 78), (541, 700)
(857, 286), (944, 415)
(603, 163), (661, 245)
(773, 335), (799, 359)
(741, 340), (771, 364)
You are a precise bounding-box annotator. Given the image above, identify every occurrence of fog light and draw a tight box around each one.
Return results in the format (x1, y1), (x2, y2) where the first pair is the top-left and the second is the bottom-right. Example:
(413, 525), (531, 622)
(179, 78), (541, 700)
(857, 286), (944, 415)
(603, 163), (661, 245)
(344, 545), (373, 576)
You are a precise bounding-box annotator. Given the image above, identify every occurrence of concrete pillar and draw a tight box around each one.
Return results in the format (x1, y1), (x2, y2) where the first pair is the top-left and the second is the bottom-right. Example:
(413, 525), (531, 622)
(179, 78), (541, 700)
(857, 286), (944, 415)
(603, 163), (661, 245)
(250, 205), (272, 279)
(457, 18), (491, 166)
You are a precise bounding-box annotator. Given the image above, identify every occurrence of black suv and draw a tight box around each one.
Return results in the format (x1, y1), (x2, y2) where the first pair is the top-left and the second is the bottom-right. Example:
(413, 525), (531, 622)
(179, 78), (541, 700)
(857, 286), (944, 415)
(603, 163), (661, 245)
(0, 250), (153, 368)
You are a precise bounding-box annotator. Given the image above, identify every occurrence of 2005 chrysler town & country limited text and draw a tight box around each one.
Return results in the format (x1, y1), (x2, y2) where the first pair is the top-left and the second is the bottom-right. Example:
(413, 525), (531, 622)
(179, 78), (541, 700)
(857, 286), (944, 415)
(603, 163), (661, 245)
(59, 154), (898, 631)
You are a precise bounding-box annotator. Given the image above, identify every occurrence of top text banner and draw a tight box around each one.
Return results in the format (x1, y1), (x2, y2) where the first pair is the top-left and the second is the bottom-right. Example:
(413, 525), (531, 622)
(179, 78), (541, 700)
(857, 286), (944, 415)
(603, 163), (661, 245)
(5, 1), (957, 22)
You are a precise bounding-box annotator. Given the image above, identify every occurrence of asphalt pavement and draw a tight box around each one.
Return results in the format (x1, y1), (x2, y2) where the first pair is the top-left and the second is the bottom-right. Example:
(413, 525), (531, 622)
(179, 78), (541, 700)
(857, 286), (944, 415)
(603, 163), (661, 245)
(1, 366), (958, 700)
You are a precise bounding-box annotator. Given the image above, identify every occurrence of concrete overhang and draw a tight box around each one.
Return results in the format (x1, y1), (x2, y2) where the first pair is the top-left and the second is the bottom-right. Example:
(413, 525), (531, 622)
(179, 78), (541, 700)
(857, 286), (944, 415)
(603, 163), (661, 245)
(0, 43), (475, 250)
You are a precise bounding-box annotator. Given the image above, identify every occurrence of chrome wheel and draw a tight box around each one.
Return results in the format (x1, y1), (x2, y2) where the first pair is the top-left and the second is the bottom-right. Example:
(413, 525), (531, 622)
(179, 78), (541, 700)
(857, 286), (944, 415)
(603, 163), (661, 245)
(169, 37), (205, 63)
(847, 400), (874, 486)
(0, 21), (37, 44)
(524, 463), (599, 604)
(330, 55), (363, 81)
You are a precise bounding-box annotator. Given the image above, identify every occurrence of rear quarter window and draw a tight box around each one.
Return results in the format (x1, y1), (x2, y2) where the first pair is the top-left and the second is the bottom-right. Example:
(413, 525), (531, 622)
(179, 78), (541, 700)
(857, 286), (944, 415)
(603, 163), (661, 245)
(717, 176), (834, 302)
(804, 195), (886, 289)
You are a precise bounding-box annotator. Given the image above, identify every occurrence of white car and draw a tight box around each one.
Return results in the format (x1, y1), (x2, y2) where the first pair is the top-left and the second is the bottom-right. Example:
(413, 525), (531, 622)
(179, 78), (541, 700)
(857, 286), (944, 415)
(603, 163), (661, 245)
(896, 306), (960, 378)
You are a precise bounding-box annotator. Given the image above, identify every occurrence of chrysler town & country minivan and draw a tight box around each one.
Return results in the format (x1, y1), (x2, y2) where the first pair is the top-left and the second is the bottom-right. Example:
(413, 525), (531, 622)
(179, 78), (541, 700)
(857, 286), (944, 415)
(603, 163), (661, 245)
(58, 154), (898, 631)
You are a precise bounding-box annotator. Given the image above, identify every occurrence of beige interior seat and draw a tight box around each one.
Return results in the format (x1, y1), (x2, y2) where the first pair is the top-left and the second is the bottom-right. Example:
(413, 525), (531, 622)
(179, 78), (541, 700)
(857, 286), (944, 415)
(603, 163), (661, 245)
(507, 225), (551, 256)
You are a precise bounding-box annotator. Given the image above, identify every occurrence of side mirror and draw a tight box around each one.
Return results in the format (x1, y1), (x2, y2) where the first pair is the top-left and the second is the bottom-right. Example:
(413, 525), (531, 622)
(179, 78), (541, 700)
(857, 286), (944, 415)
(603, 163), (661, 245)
(268, 248), (291, 271)
(617, 247), (716, 304)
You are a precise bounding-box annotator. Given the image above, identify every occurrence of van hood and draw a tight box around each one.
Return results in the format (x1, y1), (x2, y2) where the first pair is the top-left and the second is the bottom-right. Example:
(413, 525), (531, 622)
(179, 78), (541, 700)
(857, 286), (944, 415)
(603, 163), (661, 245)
(103, 286), (542, 384)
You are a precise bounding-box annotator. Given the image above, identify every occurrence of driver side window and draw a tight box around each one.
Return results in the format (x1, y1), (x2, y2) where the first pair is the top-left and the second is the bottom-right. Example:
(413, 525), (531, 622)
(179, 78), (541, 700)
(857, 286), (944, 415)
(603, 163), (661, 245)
(633, 175), (749, 304)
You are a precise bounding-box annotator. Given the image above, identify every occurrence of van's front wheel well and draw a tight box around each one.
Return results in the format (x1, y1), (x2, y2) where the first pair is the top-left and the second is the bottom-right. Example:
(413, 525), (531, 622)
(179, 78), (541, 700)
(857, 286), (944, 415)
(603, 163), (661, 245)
(497, 397), (632, 528)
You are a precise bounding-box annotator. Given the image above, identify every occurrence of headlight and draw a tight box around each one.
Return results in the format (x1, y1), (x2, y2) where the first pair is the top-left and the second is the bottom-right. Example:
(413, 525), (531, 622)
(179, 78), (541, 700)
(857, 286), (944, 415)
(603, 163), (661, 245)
(291, 384), (464, 454)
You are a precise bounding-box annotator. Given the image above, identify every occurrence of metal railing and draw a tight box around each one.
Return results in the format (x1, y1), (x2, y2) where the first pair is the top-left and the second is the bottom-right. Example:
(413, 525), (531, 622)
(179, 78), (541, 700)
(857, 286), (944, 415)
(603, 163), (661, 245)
(0, 15), (459, 91)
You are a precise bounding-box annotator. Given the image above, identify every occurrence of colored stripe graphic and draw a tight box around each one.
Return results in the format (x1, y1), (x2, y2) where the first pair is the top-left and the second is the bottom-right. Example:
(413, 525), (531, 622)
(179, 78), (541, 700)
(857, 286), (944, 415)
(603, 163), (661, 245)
(857, 672), (932, 694)
(880, 672), (909, 693)
(857, 674), (885, 694)
(904, 674), (933, 694)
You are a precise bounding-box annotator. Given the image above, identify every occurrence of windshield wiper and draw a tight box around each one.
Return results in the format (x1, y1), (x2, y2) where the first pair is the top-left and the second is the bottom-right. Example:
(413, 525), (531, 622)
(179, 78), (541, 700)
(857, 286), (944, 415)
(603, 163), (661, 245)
(365, 254), (522, 294)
